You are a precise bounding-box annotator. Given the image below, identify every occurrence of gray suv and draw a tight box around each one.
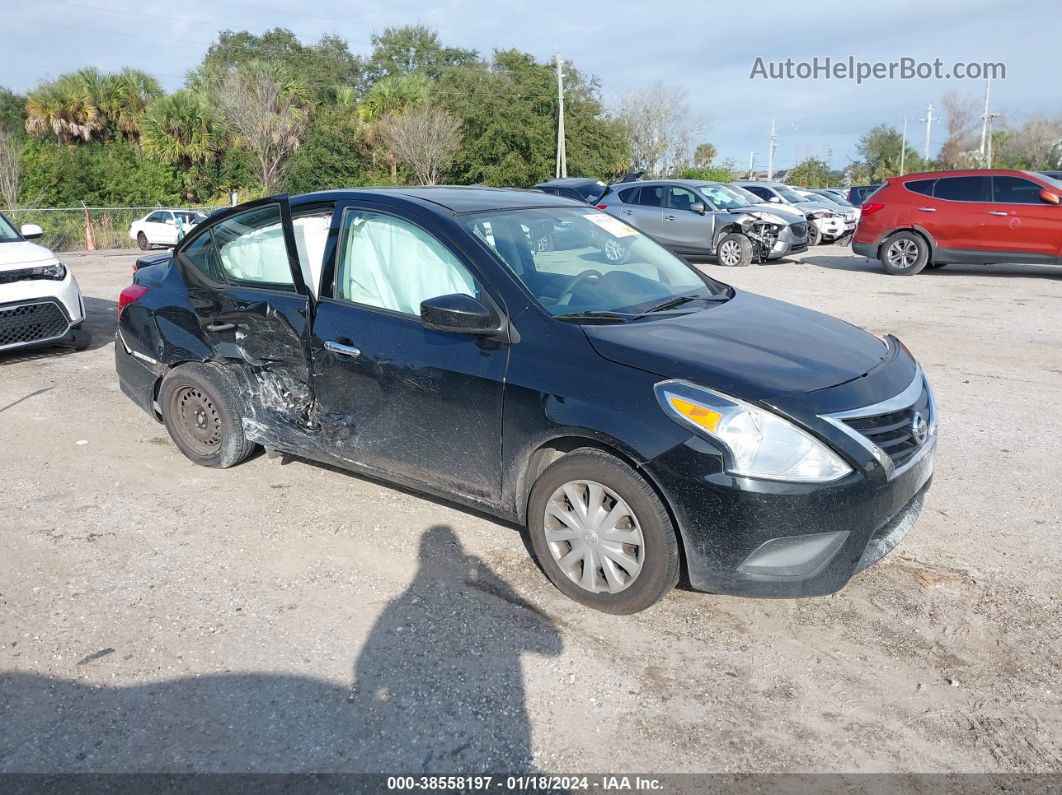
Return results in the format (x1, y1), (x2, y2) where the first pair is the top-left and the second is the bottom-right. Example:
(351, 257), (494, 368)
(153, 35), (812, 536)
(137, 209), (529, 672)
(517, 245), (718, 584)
(599, 180), (808, 266)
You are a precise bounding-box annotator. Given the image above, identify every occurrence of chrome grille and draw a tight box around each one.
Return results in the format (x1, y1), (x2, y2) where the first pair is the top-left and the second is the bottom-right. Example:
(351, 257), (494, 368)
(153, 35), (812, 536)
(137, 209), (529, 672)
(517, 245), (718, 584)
(0, 300), (70, 349)
(841, 386), (931, 468)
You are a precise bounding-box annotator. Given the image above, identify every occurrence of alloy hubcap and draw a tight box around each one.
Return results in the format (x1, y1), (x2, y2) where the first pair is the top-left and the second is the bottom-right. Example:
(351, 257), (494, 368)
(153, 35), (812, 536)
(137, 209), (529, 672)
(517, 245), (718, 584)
(887, 239), (919, 268)
(719, 240), (740, 265)
(604, 239), (623, 261)
(543, 480), (645, 594)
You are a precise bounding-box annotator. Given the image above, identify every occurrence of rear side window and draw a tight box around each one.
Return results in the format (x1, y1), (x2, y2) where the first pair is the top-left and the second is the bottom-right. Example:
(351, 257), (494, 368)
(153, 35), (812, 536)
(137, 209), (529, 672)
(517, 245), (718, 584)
(636, 186), (664, 207)
(212, 204), (297, 292)
(618, 187), (638, 203)
(905, 179), (936, 196)
(933, 176), (991, 202)
(179, 229), (226, 286)
(993, 176), (1044, 203)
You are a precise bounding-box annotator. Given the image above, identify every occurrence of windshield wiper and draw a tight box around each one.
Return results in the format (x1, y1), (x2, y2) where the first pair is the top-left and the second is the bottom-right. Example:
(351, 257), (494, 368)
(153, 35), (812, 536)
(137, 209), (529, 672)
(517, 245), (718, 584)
(634, 293), (728, 318)
(553, 310), (631, 324)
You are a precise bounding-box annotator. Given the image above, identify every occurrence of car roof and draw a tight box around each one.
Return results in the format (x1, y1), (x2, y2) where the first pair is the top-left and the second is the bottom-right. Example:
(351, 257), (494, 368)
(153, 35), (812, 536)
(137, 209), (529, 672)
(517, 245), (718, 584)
(888, 169), (1048, 181)
(608, 178), (732, 191)
(293, 186), (582, 214)
(534, 178), (605, 188)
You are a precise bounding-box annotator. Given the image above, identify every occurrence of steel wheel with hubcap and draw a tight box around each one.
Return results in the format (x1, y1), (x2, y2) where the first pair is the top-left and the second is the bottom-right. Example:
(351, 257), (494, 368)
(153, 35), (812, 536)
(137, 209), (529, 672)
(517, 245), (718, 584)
(170, 386), (223, 457)
(159, 362), (256, 468)
(137, 231), (150, 251)
(544, 480), (645, 594)
(528, 448), (680, 613)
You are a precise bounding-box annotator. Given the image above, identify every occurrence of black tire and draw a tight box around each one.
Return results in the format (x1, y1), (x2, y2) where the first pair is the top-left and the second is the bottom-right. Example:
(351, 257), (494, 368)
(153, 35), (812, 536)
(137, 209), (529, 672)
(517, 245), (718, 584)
(806, 222), (823, 246)
(715, 232), (753, 267)
(159, 362), (255, 468)
(527, 448), (680, 614)
(881, 231), (930, 276)
(137, 231), (150, 251)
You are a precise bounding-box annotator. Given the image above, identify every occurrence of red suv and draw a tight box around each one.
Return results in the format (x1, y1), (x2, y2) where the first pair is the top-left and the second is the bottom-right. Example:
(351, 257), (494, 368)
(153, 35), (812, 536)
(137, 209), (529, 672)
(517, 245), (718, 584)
(852, 170), (1062, 275)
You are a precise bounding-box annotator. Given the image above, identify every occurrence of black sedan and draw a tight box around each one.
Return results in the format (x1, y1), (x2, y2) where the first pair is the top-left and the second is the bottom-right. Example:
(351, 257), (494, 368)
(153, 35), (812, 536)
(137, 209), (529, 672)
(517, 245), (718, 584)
(116, 187), (937, 613)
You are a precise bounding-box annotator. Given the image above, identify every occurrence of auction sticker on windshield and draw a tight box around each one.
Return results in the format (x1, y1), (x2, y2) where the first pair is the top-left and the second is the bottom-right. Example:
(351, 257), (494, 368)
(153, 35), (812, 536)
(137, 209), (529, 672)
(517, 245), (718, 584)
(584, 213), (639, 238)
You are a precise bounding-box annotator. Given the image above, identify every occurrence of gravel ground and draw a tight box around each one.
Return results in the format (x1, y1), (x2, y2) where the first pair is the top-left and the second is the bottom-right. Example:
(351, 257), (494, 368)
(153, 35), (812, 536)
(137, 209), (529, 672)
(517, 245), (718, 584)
(1, 246), (1060, 774)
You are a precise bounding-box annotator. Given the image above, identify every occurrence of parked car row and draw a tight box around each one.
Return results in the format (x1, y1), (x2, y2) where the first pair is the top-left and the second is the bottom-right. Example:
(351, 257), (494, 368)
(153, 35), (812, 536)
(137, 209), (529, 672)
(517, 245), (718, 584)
(535, 176), (852, 267)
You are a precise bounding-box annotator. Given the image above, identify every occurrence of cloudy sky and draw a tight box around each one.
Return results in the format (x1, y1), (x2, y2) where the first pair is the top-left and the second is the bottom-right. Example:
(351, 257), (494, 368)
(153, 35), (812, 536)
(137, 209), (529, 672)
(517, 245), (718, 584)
(3, 0), (1059, 169)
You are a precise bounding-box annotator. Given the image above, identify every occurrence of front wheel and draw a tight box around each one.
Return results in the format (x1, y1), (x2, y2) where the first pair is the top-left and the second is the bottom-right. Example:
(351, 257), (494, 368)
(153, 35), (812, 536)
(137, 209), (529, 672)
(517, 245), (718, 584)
(881, 231), (929, 276)
(715, 232), (753, 267)
(159, 362), (256, 468)
(806, 223), (823, 246)
(137, 231), (150, 251)
(527, 449), (680, 614)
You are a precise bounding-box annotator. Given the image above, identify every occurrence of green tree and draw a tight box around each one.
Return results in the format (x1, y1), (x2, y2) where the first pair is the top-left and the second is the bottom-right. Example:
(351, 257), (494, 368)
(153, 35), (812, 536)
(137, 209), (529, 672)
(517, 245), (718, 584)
(365, 25), (477, 84)
(693, 142), (717, 167)
(786, 156), (832, 187)
(856, 124), (922, 180)
(192, 29), (361, 102)
(0, 88), (27, 135)
(436, 50), (628, 186)
(25, 68), (160, 144)
(285, 108), (367, 193)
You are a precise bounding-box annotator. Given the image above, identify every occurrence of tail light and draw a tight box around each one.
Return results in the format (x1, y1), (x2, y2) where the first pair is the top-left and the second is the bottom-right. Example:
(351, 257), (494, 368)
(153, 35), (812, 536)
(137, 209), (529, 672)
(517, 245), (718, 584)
(861, 202), (885, 216)
(597, 203), (608, 210)
(118, 284), (148, 314)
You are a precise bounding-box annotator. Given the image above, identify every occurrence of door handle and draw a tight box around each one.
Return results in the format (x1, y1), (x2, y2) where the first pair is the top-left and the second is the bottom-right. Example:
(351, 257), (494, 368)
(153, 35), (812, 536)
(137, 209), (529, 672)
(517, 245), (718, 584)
(205, 321), (236, 332)
(916, 207), (936, 212)
(621, 210), (633, 215)
(325, 340), (361, 358)
(665, 215), (676, 221)
(987, 211), (1009, 216)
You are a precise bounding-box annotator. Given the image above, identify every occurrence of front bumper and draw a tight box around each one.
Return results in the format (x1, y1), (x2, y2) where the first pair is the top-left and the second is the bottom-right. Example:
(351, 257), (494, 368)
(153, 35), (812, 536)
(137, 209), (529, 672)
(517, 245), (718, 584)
(766, 225), (808, 260)
(0, 269), (86, 353)
(644, 349), (936, 598)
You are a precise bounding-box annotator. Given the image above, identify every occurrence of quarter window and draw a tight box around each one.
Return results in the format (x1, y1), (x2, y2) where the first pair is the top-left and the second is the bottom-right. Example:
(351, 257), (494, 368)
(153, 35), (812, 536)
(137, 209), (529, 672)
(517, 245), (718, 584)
(905, 179), (936, 196)
(335, 210), (477, 316)
(992, 176), (1044, 204)
(617, 187), (638, 203)
(932, 176), (991, 202)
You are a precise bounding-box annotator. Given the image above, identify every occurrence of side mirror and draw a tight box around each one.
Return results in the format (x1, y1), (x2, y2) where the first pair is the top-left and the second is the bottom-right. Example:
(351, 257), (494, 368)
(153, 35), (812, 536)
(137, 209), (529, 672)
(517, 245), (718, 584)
(20, 224), (44, 240)
(420, 293), (496, 335)
(1039, 189), (1060, 205)
(768, 196), (782, 203)
(689, 202), (707, 215)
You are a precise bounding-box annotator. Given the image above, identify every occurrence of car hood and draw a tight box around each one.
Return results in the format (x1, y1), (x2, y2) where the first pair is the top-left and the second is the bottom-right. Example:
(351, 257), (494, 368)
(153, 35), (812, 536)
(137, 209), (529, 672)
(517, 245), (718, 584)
(0, 240), (58, 271)
(583, 290), (888, 400)
(732, 202), (805, 223)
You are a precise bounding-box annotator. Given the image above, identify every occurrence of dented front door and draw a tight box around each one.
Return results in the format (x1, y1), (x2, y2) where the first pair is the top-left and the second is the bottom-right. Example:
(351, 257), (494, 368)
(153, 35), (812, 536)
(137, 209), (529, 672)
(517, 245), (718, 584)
(177, 196), (315, 440)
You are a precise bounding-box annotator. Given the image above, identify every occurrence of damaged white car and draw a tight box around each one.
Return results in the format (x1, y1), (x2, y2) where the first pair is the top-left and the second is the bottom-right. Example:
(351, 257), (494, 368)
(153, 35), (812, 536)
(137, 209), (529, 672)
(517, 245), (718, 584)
(0, 213), (90, 354)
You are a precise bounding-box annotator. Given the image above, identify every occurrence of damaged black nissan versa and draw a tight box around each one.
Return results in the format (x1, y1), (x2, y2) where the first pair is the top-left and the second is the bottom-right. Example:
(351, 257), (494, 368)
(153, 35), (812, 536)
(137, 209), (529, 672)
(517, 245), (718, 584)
(115, 188), (937, 614)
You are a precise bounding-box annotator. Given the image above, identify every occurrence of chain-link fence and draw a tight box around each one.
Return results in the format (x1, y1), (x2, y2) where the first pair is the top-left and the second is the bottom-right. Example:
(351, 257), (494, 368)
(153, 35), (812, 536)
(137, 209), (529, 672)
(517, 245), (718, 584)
(2, 206), (221, 252)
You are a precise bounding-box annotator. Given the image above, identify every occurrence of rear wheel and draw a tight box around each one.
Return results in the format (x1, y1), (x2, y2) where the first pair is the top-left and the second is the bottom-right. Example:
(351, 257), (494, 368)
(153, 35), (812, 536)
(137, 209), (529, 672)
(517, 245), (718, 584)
(527, 449), (680, 614)
(881, 231), (929, 276)
(137, 231), (149, 251)
(715, 232), (753, 267)
(159, 363), (255, 468)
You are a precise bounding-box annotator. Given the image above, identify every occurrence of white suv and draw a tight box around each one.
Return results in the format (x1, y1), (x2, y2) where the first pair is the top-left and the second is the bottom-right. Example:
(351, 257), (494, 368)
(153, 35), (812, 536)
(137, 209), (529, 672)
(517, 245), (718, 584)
(0, 213), (89, 354)
(129, 209), (206, 250)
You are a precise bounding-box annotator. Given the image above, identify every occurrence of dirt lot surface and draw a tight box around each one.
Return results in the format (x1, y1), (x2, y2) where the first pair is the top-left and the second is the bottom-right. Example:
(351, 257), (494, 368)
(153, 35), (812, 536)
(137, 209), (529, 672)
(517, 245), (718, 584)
(1, 246), (1060, 775)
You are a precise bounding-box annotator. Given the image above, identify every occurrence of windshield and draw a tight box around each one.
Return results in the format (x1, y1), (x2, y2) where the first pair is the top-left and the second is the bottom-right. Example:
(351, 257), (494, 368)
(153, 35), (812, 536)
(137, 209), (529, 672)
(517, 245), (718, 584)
(575, 181), (607, 203)
(774, 185), (808, 203)
(815, 192), (853, 208)
(0, 212), (20, 242)
(699, 184), (757, 210)
(727, 184), (767, 205)
(462, 207), (728, 319)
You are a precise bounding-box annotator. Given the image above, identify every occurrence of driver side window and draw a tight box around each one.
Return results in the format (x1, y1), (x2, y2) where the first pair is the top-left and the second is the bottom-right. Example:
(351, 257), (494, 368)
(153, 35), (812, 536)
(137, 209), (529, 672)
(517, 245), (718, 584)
(335, 210), (477, 316)
(667, 187), (698, 211)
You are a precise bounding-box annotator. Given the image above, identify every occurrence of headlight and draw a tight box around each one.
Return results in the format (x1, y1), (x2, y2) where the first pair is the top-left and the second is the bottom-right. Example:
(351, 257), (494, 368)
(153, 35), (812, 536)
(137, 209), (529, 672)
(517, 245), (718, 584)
(655, 380), (852, 483)
(26, 262), (67, 280)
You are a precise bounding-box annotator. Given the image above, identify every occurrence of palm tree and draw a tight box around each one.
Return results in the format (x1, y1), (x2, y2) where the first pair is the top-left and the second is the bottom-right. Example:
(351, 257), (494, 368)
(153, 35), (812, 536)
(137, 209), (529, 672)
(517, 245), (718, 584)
(358, 74), (431, 181)
(109, 69), (162, 141)
(141, 90), (215, 166)
(25, 72), (99, 143)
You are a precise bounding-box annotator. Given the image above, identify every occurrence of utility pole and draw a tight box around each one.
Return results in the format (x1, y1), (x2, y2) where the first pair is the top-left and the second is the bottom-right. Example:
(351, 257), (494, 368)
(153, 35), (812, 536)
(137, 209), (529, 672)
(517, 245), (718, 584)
(767, 118), (777, 180)
(979, 77), (992, 165)
(985, 111), (1001, 168)
(921, 103), (935, 164)
(899, 115), (908, 175)
(748, 151), (756, 179)
(555, 54), (567, 179)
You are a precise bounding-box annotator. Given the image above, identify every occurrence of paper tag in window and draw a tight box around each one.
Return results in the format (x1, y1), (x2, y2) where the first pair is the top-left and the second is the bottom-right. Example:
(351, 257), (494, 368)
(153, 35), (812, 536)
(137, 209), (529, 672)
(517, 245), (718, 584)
(584, 213), (639, 238)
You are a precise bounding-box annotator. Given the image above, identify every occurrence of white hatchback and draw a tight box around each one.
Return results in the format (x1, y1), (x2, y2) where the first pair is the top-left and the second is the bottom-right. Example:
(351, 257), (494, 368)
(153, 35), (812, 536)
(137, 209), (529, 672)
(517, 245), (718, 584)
(0, 213), (89, 354)
(129, 209), (206, 250)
